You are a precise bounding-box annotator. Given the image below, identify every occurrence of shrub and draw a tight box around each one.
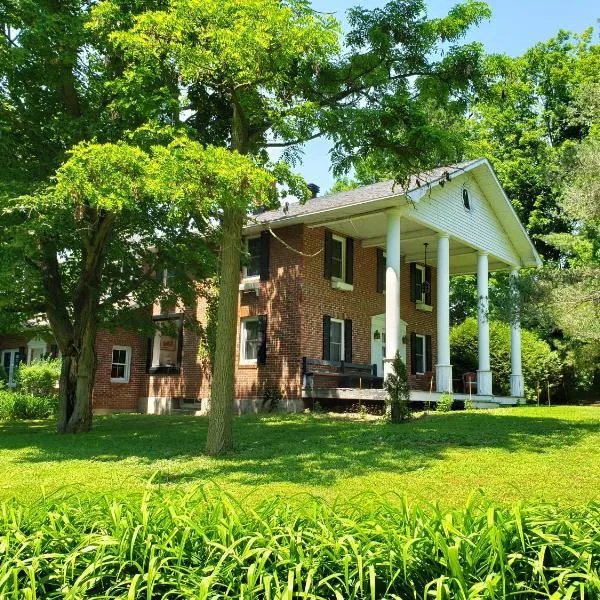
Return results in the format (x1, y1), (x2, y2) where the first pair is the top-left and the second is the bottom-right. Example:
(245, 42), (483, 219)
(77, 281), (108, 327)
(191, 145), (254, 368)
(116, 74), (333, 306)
(262, 387), (282, 412)
(384, 351), (411, 422)
(436, 392), (454, 412)
(450, 317), (562, 401)
(0, 491), (599, 598)
(15, 357), (60, 396)
(0, 390), (57, 420)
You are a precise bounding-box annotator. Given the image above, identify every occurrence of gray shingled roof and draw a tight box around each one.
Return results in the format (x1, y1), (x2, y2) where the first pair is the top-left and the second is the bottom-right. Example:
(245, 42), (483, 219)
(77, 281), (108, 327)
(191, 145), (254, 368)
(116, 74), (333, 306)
(255, 160), (479, 224)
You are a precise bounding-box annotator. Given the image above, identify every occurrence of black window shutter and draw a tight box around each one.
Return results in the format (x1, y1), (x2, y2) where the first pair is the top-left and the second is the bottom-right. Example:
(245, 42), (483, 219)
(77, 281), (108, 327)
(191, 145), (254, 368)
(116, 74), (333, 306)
(146, 338), (153, 373)
(376, 248), (385, 293)
(410, 263), (417, 302)
(410, 332), (417, 375)
(344, 319), (353, 363)
(425, 266), (432, 305)
(345, 237), (354, 285)
(425, 335), (432, 372)
(176, 321), (184, 368)
(324, 230), (333, 279)
(259, 230), (270, 281)
(257, 315), (268, 365)
(322, 315), (331, 360)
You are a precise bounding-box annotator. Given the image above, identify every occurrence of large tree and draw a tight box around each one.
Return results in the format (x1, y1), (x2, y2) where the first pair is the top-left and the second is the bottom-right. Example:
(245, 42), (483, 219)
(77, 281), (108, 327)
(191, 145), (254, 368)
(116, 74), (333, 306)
(113, 0), (493, 454)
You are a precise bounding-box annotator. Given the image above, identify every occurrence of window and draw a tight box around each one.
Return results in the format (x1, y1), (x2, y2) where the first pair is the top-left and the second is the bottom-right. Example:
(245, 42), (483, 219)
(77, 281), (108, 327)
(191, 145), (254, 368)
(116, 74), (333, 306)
(331, 235), (345, 280)
(415, 264), (426, 303)
(27, 337), (47, 364)
(150, 315), (183, 374)
(410, 263), (431, 307)
(243, 236), (262, 279)
(111, 346), (131, 382)
(329, 318), (344, 362)
(414, 334), (426, 375)
(241, 317), (260, 364)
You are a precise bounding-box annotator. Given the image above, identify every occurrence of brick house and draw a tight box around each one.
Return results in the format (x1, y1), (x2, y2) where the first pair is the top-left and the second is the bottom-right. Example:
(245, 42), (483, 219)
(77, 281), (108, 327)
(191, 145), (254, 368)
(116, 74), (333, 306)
(0, 159), (541, 413)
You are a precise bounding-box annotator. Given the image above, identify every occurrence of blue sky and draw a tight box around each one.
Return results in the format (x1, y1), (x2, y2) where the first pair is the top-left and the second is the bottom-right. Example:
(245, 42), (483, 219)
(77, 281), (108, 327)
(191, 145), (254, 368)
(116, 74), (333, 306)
(288, 0), (599, 193)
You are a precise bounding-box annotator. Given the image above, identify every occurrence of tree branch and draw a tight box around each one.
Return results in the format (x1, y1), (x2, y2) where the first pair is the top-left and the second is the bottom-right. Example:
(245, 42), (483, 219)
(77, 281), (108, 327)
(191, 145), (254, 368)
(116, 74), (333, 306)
(265, 131), (324, 148)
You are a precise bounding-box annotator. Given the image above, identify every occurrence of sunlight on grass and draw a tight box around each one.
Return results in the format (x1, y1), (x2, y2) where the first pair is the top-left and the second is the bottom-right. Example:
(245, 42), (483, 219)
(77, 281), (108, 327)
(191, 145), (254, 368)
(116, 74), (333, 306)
(0, 406), (598, 507)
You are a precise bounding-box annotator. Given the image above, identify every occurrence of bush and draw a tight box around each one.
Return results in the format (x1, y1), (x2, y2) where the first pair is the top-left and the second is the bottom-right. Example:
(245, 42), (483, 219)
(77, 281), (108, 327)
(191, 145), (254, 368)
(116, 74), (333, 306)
(0, 390), (57, 420)
(384, 351), (411, 422)
(450, 317), (562, 401)
(436, 392), (454, 412)
(0, 491), (599, 598)
(15, 357), (60, 396)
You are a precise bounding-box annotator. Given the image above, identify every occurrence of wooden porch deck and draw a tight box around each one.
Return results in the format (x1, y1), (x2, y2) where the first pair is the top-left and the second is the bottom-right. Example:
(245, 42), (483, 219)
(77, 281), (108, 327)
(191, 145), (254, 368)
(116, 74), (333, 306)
(301, 387), (524, 408)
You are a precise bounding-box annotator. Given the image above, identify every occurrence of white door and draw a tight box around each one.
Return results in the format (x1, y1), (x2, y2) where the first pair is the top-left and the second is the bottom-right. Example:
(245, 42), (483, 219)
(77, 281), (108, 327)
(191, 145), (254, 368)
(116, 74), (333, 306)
(371, 315), (407, 377)
(1, 349), (19, 387)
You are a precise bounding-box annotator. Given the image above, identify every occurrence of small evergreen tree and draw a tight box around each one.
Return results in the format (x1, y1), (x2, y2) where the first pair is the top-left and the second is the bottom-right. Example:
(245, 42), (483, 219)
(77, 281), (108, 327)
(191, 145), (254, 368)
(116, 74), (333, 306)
(384, 351), (411, 423)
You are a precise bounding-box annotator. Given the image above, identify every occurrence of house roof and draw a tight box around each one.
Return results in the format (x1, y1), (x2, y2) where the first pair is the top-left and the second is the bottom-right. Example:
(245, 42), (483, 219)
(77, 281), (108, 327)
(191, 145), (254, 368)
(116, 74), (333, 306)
(245, 158), (541, 271)
(254, 160), (478, 226)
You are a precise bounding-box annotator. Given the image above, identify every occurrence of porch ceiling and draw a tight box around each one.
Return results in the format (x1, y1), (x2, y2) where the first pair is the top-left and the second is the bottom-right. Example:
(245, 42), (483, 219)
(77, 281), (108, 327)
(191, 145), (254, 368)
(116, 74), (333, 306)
(309, 214), (510, 275)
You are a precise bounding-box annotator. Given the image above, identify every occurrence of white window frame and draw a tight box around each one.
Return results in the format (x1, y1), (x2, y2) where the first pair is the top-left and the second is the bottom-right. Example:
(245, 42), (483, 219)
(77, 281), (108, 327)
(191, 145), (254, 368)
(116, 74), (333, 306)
(240, 317), (260, 365)
(1, 349), (19, 388)
(414, 334), (426, 375)
(110, 345), (131, 383)
(27, 337), (48, 364)
(329, 318), (345, 363)
(330, 234), (346, 282)
(242, 236), (262, 281)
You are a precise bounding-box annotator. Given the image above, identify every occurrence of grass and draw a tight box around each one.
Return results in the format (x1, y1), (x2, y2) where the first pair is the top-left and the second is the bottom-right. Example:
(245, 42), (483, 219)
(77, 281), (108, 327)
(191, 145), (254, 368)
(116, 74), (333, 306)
(3, 489), (600, 598)
(0, 405), (599, 507)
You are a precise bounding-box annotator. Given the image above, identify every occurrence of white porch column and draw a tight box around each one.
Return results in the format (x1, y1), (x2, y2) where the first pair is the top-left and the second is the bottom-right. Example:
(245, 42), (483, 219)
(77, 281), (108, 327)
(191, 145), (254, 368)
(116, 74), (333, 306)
(477, 251), (493, 395)
(384, 209), (402, 379)
(436, 234), (452, 392)
(510, 267), (524, 397)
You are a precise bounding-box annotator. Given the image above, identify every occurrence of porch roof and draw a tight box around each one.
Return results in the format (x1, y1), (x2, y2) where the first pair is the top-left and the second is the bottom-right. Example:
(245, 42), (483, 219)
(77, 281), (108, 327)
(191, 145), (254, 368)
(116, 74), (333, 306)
(245, 158), (541, 274)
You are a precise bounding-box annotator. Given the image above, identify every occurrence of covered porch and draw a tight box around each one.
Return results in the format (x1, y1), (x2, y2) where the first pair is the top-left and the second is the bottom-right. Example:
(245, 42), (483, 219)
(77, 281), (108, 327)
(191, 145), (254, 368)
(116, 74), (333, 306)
(296, 160), (542, 405)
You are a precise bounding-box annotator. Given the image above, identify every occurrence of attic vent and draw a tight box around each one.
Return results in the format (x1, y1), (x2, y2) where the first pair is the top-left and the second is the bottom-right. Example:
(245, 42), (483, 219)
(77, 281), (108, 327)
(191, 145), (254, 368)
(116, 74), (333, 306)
(462, 187), (471, 211)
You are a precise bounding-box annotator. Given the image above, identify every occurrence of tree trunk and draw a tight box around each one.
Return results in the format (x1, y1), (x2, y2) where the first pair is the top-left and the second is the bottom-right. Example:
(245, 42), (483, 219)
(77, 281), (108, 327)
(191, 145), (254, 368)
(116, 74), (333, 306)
(205, 97), (249, 455)
(205, 207), (244, 455)
(56, 323), (97, 433)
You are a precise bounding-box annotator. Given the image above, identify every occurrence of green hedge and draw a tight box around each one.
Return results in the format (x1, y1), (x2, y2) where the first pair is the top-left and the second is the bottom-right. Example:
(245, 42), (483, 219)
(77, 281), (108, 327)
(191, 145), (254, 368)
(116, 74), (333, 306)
(450, 317), (562, 400)
(15, 357), (61, 396)
(0, 390), (57, 420)
(0, 491), (599, 598)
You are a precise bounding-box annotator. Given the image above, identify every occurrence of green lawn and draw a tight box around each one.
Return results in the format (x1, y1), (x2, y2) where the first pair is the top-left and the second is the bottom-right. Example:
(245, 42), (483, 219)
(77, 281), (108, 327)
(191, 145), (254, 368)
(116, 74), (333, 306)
(1, 406), (599, 507)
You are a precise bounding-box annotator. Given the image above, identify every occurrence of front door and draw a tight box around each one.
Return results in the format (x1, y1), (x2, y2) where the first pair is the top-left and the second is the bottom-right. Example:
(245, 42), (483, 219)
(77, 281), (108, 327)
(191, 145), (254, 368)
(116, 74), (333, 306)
(1, 349), (19, 387)
(371, 315), (407, 376)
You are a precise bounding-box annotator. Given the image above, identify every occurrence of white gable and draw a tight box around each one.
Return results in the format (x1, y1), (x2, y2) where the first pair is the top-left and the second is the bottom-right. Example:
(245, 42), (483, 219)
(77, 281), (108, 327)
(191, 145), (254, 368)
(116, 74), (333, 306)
(406, 173), (520, 266)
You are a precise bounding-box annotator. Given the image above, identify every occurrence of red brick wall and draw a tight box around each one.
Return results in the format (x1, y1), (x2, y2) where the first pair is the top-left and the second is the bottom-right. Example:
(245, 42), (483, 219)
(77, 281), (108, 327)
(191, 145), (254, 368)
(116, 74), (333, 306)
(0, 221), (439, 410)
(300, 226), (437, 391)
(234, 225), (304, 401)
(93, 330), (148, 411)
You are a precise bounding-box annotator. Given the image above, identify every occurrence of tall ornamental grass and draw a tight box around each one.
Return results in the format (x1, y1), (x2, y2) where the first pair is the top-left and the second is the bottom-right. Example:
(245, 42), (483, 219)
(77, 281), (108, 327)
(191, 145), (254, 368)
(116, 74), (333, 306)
(0, 490), (599, 598)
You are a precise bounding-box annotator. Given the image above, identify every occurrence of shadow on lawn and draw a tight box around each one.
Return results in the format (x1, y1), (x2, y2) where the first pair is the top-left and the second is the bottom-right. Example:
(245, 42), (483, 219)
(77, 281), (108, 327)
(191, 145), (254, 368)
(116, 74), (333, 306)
(0, 411), (597, 487)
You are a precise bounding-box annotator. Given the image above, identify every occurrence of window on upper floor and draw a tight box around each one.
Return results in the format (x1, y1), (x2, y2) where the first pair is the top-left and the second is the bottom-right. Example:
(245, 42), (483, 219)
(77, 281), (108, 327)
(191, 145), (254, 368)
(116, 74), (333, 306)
(331, 235), (345, 280)
(242, 232), (270, 282)
(149, 315), (183, 374)
(244, 236), (262, 279)
(410, 263), (432, 307)
(324, 231), (353, 289)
